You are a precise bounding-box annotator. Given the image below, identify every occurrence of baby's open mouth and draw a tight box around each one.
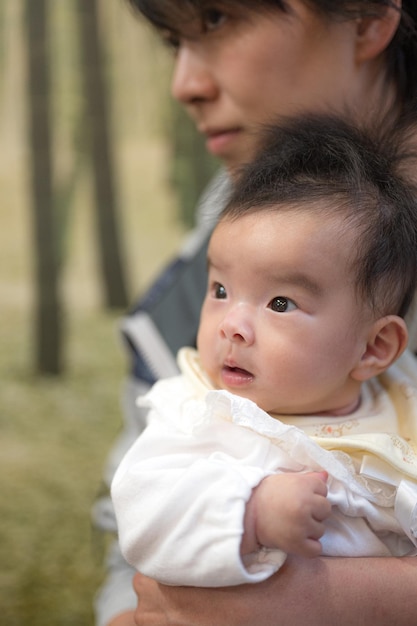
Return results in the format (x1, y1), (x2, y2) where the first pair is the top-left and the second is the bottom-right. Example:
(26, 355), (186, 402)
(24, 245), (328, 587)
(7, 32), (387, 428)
(221, 364), (254, 386)
(224, 365), (251, 376)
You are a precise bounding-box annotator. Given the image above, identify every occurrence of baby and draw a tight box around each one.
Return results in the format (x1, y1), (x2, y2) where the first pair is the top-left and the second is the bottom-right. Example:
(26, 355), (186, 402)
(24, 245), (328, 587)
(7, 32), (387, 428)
(112, 114), (417, 587)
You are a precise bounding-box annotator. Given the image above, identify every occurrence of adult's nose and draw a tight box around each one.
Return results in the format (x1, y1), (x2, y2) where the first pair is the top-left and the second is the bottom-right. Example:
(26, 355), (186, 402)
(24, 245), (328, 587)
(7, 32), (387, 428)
(220, 304), (255, 346)
(171, 45), (218, 106)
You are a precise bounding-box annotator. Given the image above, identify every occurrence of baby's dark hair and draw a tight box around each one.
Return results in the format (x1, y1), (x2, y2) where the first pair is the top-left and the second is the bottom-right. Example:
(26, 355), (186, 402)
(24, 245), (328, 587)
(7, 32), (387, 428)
(222, 113), (417, 318)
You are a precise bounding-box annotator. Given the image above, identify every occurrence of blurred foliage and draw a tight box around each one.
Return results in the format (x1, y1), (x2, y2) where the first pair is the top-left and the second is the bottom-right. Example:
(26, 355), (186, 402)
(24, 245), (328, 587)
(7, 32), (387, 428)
(0, 0), (218, 623)
(170, 100), (220, 228)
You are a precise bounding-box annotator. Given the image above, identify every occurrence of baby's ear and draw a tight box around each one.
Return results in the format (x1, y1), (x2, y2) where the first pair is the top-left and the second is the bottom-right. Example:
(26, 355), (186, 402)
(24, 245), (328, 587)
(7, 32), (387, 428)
(351, 316), (408, 382)
(355, 2), (401, 63)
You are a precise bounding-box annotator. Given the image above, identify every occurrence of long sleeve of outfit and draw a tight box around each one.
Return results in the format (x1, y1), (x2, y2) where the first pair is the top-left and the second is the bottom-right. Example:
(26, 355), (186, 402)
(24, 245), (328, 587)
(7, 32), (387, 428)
(112, 348), (417, 588)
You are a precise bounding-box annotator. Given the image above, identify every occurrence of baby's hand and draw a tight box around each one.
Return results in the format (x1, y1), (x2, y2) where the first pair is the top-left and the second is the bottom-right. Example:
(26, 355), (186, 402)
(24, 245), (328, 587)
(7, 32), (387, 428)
(243, 471), (331, 558)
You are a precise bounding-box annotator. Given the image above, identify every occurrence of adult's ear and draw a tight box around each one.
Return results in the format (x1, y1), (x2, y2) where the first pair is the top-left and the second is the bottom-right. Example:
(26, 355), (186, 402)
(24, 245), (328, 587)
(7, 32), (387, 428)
(355, 1), (401, 63)
(351, 315), (408, 382)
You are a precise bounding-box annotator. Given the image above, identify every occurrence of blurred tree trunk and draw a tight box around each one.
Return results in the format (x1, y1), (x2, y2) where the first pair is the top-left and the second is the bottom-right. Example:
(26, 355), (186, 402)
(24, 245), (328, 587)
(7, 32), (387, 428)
(25, 0), (62, 374)
(77, 0), (129, 309)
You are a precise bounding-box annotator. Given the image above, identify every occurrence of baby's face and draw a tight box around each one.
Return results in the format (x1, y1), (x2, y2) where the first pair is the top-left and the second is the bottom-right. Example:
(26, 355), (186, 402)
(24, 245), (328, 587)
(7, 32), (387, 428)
(197, 208), (374, 416)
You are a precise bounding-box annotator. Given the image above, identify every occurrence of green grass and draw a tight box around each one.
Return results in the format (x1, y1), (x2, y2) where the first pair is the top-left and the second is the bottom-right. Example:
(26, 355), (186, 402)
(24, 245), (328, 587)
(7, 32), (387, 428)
(0, 307), (126, 625)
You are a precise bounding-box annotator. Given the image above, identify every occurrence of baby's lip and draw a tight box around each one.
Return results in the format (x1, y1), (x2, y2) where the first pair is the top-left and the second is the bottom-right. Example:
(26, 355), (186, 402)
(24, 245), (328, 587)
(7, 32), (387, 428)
(223, 364), (252, 376)
(224, 355), (250, 370)
(221, 359), (255, 386)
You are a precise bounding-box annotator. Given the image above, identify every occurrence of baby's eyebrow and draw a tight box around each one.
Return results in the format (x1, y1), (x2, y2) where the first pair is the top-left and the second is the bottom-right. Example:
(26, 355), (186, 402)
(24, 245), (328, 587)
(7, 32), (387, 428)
(206, 254), (222, 272)
(269, 271), (323, 297)
(207, 253), (323, 297)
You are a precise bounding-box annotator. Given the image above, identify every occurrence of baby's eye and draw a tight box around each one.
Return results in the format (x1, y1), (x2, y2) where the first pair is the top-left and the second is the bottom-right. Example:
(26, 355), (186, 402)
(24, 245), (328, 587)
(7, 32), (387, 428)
(201, 8), (227, 32)
(213, 282), (227, 299)
(268, 296), (297, 313)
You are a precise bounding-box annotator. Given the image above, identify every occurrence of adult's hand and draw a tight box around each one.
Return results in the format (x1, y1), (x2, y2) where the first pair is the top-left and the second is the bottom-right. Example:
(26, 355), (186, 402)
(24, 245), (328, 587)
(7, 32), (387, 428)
(107, 611), (136, 626)
(133, 558), (325, 626)
(133, 556), (417, 626)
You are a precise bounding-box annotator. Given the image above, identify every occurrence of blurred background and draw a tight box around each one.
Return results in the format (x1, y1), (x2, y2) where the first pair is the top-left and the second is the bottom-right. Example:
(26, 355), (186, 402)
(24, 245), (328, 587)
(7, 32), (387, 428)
(0, 1), (217, 623)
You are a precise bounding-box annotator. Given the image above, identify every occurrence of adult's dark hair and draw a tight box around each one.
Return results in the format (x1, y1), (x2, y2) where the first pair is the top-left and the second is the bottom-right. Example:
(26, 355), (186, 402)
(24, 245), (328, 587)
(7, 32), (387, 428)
(221, 113), (417, 319)
(127, 0), (417, 110)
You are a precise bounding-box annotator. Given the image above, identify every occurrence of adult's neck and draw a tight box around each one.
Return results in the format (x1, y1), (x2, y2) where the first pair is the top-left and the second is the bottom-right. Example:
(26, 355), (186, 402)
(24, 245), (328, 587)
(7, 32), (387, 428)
(352, 60), (400, 127)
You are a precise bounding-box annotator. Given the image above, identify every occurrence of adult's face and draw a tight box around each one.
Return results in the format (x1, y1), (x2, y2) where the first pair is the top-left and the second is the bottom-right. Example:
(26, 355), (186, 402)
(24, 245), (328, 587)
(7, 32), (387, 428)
(169, 1), (384, 171)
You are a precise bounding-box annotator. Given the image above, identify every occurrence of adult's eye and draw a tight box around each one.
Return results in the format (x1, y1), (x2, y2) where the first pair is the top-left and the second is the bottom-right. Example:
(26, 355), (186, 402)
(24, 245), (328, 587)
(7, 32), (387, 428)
(213, 282), (227, 299)
(268, 296), (297, 312)
(202, 8), (227, 32)
(160, 29), (180, 52)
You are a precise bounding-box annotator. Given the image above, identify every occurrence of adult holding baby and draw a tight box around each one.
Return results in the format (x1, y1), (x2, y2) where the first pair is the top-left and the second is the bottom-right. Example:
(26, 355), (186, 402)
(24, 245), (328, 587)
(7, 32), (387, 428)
(94, 1), (417, 625)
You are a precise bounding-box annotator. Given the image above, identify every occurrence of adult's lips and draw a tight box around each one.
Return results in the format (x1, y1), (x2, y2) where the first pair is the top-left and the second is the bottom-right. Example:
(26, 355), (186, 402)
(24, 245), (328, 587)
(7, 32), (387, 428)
(200, 126), (242, 156)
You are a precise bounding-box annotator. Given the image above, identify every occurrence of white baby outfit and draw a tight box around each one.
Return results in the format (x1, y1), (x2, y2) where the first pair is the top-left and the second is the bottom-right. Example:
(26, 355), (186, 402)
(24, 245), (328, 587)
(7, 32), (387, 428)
(112, 348), (417, 587)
